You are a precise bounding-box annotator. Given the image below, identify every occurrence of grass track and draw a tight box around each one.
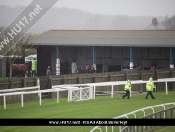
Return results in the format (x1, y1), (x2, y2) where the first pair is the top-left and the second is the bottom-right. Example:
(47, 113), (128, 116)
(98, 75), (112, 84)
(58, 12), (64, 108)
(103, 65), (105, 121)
(0, 91), (175, 132)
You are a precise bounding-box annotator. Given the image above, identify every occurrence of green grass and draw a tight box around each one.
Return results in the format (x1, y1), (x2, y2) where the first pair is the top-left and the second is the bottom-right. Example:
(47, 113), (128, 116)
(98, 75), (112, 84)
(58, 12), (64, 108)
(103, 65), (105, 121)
(146, 126), (175, 132)
(153, 126), (175, 132)
(0, 91), (175, 132)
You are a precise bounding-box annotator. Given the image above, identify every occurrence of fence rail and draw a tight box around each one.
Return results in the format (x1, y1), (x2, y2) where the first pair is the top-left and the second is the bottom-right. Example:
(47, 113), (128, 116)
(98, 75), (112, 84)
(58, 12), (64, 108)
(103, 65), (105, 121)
(90, 102), (175, 132)
(1, 78), (175, 110)
(0, 69), (175, 104)
(0, 69), (175, 89)
(120, 105), (175, 132)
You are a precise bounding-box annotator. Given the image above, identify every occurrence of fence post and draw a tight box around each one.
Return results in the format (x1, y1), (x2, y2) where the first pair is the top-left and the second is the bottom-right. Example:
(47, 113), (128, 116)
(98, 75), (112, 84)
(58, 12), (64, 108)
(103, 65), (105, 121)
(140, 71), (143, 80)
(23, 78), (26, 87)
(169, 69), (173, 90)
(49, 76), (52, 98)
(37, 78), (40, 86)
(108, 74), (111, 81)
(140, 71), (143, 91)
(34, 77), (38, 86)
(154, 70), (157, 80)
(154, 70), (158, 80)
(126, 72), (128, 80)
(64, 77), (66, 84)
(170, 69), (173, 78)
(93, 75), (96, 83)
(77, 76), (80, 84)
(48, 76), (52, 89)
(9, 79), (12, 88)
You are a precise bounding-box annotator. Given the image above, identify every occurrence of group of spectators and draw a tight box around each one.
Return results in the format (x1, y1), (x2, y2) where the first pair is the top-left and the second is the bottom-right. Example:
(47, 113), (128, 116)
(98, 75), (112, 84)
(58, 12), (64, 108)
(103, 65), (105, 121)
(45, 59), (71, 76)
(58, 59), (78, 75)
(26, 58), (164, 77)
(47, 59), (108, 76)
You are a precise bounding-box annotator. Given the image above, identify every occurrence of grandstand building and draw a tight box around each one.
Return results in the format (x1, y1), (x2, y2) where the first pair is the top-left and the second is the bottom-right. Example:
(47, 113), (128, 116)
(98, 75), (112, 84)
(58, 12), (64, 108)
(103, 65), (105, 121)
(28, 30), (175, 76)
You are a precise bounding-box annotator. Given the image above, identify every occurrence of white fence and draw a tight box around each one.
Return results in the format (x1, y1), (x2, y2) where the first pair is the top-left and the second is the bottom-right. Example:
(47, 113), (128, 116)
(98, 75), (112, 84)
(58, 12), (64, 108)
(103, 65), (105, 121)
(0, 78), (175, 110)
(71, 78), (175, 98)
(90, 102), (175, 132)
(0, 79), (93, 109)
(52, 85), (93, 102)
(0, 86), (69, 109)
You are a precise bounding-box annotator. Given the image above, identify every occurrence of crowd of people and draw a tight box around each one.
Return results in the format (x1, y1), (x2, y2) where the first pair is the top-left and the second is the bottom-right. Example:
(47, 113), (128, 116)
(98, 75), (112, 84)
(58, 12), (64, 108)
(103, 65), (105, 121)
(25, 57), (169, 77)
(60, 59), (98, 74)
(25, 58), (157, 100)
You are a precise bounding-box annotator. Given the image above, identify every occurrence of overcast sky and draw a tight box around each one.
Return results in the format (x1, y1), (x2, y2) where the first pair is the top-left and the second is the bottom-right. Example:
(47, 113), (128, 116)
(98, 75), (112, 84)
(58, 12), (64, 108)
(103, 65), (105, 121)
(0, 0), (175, 17)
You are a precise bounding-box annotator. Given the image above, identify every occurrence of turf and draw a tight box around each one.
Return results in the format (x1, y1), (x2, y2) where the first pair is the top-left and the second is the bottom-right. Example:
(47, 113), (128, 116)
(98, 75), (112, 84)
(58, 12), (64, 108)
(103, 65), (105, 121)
(0, 91), (175, 132)
(154, 126), (175, 132)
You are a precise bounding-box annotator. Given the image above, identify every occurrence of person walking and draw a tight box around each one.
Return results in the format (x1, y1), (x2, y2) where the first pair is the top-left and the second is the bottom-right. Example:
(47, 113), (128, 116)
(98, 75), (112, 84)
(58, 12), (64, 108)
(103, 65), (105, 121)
(27, 61), (32, 77)
(32, 58), (37, 77)
(122, 80), (132, 99)
(146, 77), (155, 99)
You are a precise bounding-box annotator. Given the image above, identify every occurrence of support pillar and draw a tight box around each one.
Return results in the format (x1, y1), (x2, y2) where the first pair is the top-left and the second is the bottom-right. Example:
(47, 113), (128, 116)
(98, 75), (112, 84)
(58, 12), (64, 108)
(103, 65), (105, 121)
(140, 48), (142, 67)
(56, 46), (60, 75)
(130, 47), (134, 69)
(93, 47), (96, 72)
(170, 47), (174, 68)
(158, 47), (161, 69)
(102, 47), (105, 73)
(121, 48), (123, 70)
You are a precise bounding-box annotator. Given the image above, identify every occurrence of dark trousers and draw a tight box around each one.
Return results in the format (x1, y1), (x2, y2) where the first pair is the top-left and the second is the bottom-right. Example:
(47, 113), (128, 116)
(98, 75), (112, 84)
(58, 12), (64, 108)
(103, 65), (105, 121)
(123, 90), (130, 99)
(32, 70), (36, 77)
(146, 91), (155, 99)
(28, 69), (31, 77)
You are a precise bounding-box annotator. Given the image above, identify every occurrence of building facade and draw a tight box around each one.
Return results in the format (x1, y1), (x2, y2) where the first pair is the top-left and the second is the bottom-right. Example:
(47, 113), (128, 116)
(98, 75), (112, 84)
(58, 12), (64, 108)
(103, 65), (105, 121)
(28, 30), (175, 76)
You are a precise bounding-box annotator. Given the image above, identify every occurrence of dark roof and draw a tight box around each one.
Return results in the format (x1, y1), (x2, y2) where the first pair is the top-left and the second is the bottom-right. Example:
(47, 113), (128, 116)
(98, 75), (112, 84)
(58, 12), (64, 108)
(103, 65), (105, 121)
(28, 30), (175, 47)
(145, 22), (166, 30)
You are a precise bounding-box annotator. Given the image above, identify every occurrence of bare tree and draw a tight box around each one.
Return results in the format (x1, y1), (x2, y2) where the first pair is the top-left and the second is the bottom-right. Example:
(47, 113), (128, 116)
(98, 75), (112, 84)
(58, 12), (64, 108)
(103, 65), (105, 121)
(0, 26), (31, 79)
(164, 15), (175, 30)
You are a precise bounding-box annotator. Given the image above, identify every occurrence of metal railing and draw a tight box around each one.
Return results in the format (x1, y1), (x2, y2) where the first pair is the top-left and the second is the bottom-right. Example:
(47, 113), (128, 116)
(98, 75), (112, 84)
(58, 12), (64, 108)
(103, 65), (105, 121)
(90, 102), (175, 132)
(121, 106), (175, 132)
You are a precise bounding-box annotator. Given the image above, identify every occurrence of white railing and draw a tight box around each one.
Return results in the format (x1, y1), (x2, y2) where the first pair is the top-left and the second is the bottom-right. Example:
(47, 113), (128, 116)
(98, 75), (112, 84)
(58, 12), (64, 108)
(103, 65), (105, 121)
(52, 78), (175, 98)
(0, 86), (69, 109)
(0, 78), (40, 93)
(52, 85), (93, 102)
(0, 86), (40, 93)
(1, 78), (175, 110)
(0, 82), (93, 109)
(0, 78), (40, 109)
(90, 102), (175, 132)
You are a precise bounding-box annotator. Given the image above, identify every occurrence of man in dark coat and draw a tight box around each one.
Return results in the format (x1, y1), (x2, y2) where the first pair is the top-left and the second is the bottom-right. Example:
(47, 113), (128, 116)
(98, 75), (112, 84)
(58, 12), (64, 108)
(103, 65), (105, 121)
(27, 61), (32, 77)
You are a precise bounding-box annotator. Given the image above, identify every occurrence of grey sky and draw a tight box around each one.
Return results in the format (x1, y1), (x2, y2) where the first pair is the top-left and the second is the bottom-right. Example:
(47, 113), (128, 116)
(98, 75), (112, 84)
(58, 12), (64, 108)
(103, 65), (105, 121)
(0, 0), (175, 17)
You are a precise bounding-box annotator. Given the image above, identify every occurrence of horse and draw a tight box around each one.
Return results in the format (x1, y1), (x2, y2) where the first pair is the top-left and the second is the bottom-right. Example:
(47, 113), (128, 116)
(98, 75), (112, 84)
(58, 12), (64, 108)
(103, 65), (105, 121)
(86, 64), (95, 73)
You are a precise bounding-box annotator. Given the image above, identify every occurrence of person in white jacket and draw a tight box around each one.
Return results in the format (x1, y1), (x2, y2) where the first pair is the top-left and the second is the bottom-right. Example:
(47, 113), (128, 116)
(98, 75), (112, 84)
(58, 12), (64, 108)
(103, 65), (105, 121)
(71, 60), (77, 74)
